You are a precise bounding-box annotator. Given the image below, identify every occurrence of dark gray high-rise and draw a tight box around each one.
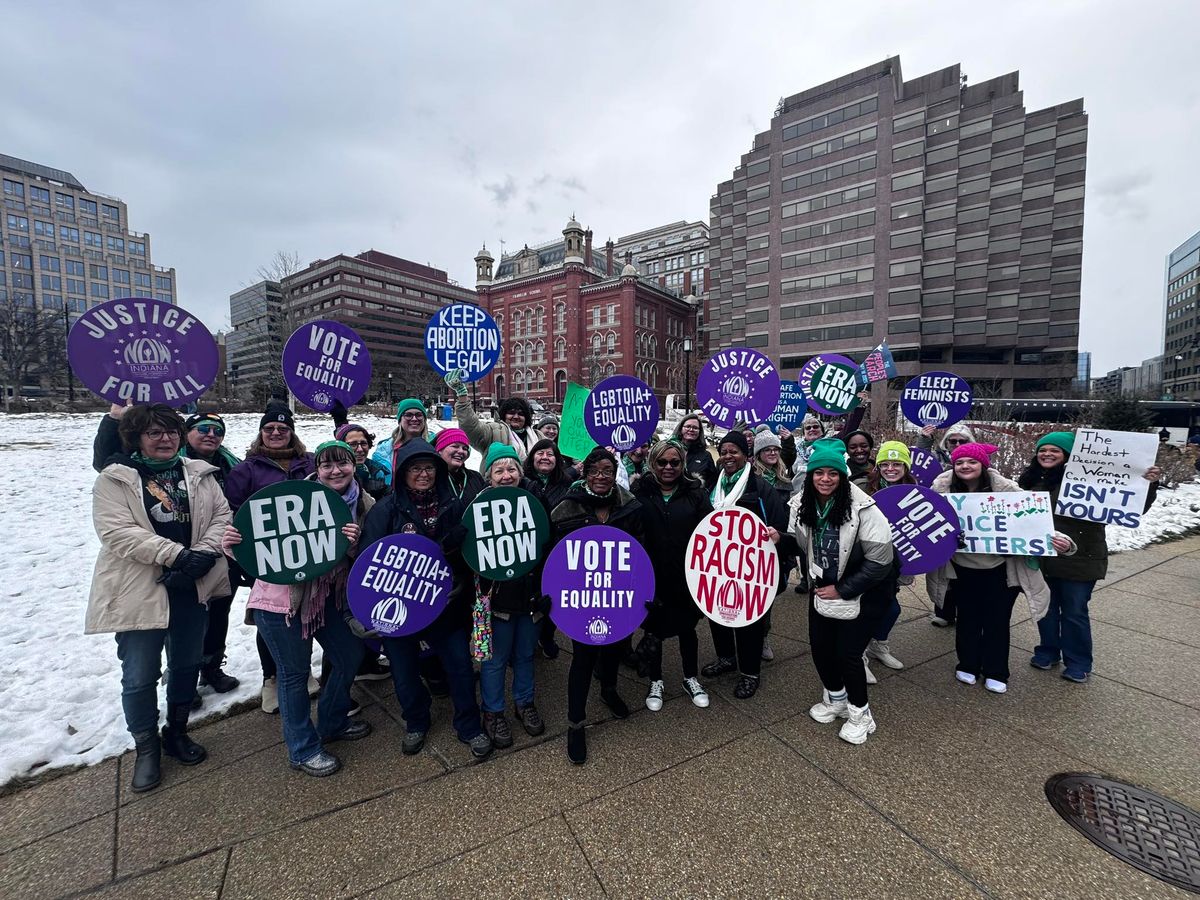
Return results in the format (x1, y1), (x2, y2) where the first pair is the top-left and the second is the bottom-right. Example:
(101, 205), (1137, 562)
(708, 58), (1086, 397)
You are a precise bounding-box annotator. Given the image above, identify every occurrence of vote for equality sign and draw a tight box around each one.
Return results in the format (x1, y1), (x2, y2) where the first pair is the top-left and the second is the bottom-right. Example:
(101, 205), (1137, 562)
(685, 508), (779, 627)
(231, 481), (353, 584)
(347, 534), (453, 637)
(946, 491), (1057, 556)
(462, 486), (550, 581)
(1056, 428), (1158, 528)
(423, 304), (501, 382)
(583, 375), (659, 453)
(872, 485), (960, 576)
(541, 525), (653, 645)
(282, 320), (372, 412)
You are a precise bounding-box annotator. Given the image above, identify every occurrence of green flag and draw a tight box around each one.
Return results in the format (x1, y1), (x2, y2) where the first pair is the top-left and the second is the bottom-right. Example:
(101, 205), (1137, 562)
(559, 381), (599, 461)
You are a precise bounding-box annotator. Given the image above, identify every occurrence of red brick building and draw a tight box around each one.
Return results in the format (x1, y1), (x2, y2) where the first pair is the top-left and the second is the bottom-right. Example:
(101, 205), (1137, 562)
(474, 218), (699, 410)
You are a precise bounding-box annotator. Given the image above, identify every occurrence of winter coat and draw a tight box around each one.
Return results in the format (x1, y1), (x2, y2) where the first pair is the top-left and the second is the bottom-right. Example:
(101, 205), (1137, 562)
(447, 466), (486, 506)
(86, 457), (232, 634)
(357, 457), (391, 500)
(550, 483), (645, 544)
(926, 467), (1076, 621)
(224, 452), (316, 512)
(916, 422), (977, 467)
(360, 442), (470, 637)
(1022, 470), (1158, 583)
(789, 482), (895, 607)
(528, 471), (575, 514)
(371, 430), (434, 488)
(634, 476), (713, 637)
(92, 415), (240, 485)
(849, 459), (874, 492)
(455, 395), (541, 472)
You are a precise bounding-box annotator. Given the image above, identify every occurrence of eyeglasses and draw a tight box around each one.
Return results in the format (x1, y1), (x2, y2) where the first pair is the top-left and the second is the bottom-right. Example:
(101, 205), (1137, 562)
(400, 412), (425, 421)
(587, 469), (616, 479)
(318, 460), (354, 471)
(143, 429), (178, 441)
(759, 447), (780, 454)
(655, 458), (682, 468)
(346, 440), (370, 449)
(408, 464), (436, 475)
(262, 425), (291, 435)
(193, 424), (225, 437)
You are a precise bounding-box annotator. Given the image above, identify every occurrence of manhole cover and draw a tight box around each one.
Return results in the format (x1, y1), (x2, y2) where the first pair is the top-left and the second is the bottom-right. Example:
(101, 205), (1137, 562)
(1046, 773), (1200, 894)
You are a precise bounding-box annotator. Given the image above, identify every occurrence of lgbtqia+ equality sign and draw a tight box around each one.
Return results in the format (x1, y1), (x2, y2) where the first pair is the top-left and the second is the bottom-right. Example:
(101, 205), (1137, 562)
(347, 534), (453, 637)
(232, 481), (353, 584)
(583, 375), (659, 453)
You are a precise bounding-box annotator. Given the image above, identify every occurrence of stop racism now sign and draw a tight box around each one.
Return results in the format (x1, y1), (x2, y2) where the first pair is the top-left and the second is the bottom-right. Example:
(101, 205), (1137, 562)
(685, 508), (779, 627)
(231, 481), (352, 585)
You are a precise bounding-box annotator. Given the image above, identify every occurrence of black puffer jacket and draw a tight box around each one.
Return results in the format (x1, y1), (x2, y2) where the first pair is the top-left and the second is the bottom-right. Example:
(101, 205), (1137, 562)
(550, 482), (644, 543)
(634, 476), (713, 636)
(447, 467), (486, 506)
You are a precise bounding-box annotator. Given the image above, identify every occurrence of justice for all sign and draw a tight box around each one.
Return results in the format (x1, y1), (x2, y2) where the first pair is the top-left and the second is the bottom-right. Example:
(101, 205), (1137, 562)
(462, 486), (550, 581)
(582, 375), (660, 453)
(685, 508), (779, 627)
(67, 297), (219, 405)
(542, 525), (654, 645)
(282, 320), (372, 411)
(872, 485), (961, 576)
(946, 491), (1057, 556)
(908, 447), (944, 487)
(900, 372), (973, 428)
(696, 348), (782, 428)
(423, 304), (501, 382)
(232, 481), (353, 584)
(1056, 428), (1158, 528)
(347, 534), (453, 637)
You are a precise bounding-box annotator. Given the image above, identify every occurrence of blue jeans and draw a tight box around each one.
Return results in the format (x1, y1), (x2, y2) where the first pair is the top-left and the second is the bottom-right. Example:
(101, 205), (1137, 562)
(1035, 577), (1095, 676)
(381, 627), (482, 740)
(115, 589), (208, 735)
(480, 613), (538, 712)
(254, 598), (364, 764)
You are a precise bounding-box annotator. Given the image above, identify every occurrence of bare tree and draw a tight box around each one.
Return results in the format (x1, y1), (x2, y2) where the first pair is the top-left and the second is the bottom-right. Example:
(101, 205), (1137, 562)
(0, 300), (64, 411)
(227, 251), (305, 403)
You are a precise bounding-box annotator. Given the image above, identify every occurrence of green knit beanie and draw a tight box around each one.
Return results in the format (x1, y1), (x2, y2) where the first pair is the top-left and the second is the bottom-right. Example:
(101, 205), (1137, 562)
(806, 438), (849, 476)
(484, 441), (520, 474)
(1036, 431), (1075, 456)
(396, 398), (426, 421)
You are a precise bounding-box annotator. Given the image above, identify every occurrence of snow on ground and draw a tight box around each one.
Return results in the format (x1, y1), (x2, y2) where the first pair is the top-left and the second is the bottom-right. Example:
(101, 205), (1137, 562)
(0, 412), (1196, 786)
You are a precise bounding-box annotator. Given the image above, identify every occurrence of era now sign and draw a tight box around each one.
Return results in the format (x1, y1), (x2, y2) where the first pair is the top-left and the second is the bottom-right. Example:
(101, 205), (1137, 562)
(231, 481), (352, 584)
(685, 508), (779, 627)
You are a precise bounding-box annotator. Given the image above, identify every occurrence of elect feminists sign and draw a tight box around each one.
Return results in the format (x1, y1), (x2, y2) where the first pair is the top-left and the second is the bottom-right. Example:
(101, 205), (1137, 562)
(685, 508), (779, 627)
(67, 297), (219, 404)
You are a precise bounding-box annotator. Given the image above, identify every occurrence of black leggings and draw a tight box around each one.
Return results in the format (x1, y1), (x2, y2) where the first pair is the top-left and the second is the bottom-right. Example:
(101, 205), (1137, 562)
(808, 600), (883, 708)
(201, 594), (234, 665)
(257, 631), (276, 680)
(567, 641), (620, 724)
(949, 564), (1018, 682)
(645, 628), (699, 680)
(709, 618), (766, 677)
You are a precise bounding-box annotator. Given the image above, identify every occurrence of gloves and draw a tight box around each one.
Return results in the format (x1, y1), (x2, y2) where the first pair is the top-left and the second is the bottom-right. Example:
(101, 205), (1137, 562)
(330, 398), (348, 428)
(444, 368), (468, 398)
(159, 569), (197, 592)
(172, 549), (219, 579)
(343, 611), (380, 640)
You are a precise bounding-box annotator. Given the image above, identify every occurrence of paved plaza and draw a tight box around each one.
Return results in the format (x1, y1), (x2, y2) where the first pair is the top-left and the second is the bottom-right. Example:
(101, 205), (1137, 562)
(3, 535), (1199, 899)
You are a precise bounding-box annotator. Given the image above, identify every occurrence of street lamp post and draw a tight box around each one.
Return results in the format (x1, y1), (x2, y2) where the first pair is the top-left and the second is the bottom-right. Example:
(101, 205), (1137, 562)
(387, 372), (393, 405)
(683, 337), (693, 413)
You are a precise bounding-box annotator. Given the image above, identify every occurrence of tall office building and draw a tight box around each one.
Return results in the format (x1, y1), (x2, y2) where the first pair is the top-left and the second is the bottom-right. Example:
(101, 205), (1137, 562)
(1162, 229), (1200, 400)
(0, 153), (177, 315)
(226, 280), (285, 399)
(708, 58), (1087, 397)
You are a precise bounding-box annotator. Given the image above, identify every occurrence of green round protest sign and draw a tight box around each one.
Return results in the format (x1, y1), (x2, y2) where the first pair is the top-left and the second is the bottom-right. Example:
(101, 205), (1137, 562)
(462, 486), (550, 581)
(807, 362), (861, 416)
(232, 481), (353, 585)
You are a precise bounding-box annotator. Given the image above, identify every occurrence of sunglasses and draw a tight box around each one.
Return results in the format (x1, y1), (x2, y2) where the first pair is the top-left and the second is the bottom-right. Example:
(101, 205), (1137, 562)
(262, 425), (291, 435)
(654, 458), (682, 468)
(945, 438), (967, 447)
(193, 424), (225, 436)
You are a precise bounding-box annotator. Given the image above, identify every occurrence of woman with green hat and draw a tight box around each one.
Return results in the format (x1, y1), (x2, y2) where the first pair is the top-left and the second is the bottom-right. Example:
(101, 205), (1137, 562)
(1018, 431), (1160, 683)
(371, 398), (430, 488)
(790, 438), (895, 745)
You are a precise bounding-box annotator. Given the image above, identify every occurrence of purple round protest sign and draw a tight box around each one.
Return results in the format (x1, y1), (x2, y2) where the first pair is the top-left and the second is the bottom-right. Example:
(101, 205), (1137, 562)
(67, 297), (218, 405)
(542, 525), (654, 645)
(696, 348), (781, 428)
(798, 353), (856, 397)
(347, 534), (453, 638)
(282, 320), (372, 412)
(908, 447), (944, 487)
(900, 371), (973, 429)
(872, 485), (961, 576)
(583, 375), (659, 452)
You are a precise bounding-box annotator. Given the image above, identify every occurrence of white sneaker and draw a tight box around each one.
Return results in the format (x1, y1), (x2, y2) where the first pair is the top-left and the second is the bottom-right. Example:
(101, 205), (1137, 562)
(984, 679), (1008, 694)
(261, 677), (279, 714)
(645, 680), (665, 712)
(307, 673), (320, 697)
(839, 703), (876, 745)
(867, 639), (904, 670)
(761, 641), (775, 662)
(863, 654), (878, 685)
(682, 677), (709, 709)
(809, 689), (849, 723)
(955, 670), (977, 686)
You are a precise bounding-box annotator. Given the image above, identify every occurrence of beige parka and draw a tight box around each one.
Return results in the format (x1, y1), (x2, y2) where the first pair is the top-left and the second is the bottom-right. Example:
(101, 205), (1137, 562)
(85, 457), (232, 634)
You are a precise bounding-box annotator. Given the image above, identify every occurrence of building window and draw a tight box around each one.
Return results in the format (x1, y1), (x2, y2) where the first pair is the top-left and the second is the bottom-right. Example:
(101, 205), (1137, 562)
(7, 214), (29, 231)
(91, 265), (108, 280)
(12, 253), (32, 269)
(34, 220), (55, 238)
(102, 204), (120, 223)
(3, 180), (24, 198)
(891, 171), (923, 191)
(79, 198), (97, 216)
(129, 241), (146, 255)
(154, 275), (172, 290)
(30, 186), (50, 204)
(113, 268), (130, 285)
(65, 260), (84, 276)
(84, 231), (101, 247)
(91, 282), (109, 298)
(59, 225), (79, 242)
(39, 255), (60, 272)
(106, 236), (125, 252)
(41, 274), (62, 291)
(606, 333), (617, 353)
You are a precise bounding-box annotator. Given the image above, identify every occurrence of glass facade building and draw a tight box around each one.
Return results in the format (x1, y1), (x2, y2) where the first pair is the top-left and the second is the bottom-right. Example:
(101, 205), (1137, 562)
(1163, 230), (1200, 400)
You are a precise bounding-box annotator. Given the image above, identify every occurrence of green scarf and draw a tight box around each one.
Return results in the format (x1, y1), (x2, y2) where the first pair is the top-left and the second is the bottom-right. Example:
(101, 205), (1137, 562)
(131, 451), (184, 472)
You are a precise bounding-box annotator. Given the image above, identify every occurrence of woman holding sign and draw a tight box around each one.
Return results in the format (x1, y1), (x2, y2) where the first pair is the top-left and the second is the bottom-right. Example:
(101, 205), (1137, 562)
(701, 430), (792, 699)
(1018, 432), (1160, 683)
(86, 404), (231, 793)
(222, 440), (374, 777)
(791, 439), (895, 745)
(549, 447), (644, 765)
(635, 439), (714, 712)
(929, 443), (1075, 694)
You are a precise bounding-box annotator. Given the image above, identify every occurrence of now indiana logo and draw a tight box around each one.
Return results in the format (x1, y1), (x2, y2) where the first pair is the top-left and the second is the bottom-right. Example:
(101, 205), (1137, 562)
(122, 336), (173, 375)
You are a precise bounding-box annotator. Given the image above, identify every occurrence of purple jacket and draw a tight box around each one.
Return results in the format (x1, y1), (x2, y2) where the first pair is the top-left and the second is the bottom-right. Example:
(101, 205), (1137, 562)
(224, 453), (316, 512)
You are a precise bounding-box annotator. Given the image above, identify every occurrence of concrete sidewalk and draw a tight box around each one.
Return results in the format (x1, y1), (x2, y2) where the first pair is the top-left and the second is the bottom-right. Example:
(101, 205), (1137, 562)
(3, 536), (1199, 899)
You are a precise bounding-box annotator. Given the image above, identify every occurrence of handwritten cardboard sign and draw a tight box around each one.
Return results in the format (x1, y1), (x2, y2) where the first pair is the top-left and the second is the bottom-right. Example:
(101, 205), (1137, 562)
(1056, 429), (1158, 528)
(946, 491), (1057, 557)
(558, 381), (599, 461)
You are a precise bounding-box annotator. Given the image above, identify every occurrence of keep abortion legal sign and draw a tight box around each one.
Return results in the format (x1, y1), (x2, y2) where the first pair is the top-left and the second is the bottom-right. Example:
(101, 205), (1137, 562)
(462, 486), (549, 581)
(423, 304), (501, 382)
(685, 508), (779, 627)
(232, 481), (353, 584)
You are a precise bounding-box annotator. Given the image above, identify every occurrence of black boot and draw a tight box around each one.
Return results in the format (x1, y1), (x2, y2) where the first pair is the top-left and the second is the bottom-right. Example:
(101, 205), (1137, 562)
(161, 704), (207, 766)
(130, 730), (161, 792)
(199, 659), (239, 694)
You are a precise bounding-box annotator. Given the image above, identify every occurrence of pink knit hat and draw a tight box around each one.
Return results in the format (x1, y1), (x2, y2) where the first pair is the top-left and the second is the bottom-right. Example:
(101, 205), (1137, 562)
(434, 428), (470, 452)
(950, 442), (999, 468)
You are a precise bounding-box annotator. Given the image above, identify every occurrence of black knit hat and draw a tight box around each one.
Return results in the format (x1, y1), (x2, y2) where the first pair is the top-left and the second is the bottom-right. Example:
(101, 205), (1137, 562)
(718, 429), (750, 456)
(259, 400), (295, 430)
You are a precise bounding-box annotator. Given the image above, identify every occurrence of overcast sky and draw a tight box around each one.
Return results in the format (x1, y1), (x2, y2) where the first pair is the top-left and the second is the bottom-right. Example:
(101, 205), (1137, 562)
(4, 1), (1196, 375)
